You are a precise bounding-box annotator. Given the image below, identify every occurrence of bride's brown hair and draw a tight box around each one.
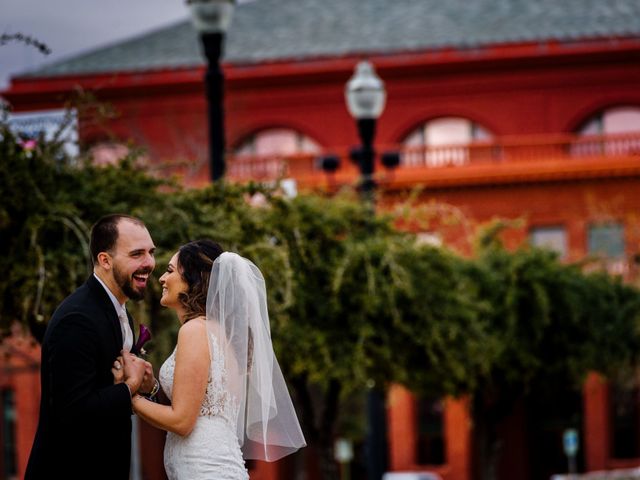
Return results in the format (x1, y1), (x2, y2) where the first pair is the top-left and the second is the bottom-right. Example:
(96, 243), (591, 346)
(176, 239), (224, 322)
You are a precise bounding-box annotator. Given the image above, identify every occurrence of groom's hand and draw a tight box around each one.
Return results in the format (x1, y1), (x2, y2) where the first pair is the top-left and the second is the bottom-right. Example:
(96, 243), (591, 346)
(121, 350), (146, 395)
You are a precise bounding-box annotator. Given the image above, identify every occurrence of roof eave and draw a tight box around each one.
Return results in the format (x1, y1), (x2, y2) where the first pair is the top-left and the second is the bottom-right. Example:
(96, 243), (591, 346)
(3, 35), (640, 110)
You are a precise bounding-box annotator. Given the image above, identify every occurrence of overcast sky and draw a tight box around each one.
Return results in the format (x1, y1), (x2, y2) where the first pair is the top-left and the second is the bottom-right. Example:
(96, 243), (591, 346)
(0, 0), (190, 89)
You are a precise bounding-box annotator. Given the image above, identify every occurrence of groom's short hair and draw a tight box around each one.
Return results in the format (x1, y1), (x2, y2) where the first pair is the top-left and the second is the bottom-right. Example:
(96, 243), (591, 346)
(90, 214), (146, 265)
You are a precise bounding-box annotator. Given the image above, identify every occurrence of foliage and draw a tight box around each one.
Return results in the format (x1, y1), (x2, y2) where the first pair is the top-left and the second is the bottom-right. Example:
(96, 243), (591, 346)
(467, 223), (640, 480)
(3, 110), (640, 480)
(470, 223), (640, 399)
(0, 116), (167, 339)
(0, 32), (51, 55)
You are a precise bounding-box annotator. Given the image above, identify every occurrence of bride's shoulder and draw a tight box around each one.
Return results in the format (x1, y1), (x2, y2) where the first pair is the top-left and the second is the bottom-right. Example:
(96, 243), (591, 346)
(178, 316), (207, 339)
(175, 318), (209, 365)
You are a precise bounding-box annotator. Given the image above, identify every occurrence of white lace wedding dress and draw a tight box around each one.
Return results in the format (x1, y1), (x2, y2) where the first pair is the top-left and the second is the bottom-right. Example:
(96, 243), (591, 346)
(159, 339), (250, 480)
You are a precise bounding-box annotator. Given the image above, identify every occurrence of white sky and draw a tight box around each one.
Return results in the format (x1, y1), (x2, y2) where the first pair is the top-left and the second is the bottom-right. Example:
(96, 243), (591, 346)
(0, 0), (190, 89)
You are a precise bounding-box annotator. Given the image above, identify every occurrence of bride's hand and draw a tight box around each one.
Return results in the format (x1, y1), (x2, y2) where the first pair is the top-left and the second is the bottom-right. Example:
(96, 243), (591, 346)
(112, 356), (124, 384)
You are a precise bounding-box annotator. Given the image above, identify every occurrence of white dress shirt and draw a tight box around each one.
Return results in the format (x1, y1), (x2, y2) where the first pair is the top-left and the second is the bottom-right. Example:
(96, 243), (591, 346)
(93, 273), (134, 351)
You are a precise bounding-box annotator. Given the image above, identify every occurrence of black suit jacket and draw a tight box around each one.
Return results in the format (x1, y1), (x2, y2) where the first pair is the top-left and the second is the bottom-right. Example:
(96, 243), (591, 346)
(25, 275), (136, 479)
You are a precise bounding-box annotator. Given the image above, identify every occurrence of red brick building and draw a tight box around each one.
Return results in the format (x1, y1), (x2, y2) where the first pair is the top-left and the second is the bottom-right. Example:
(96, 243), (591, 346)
(3, 0), (640, 479)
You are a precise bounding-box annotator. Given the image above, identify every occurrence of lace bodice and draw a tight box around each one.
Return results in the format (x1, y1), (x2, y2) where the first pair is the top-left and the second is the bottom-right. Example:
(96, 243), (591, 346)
(159, 335), (240, 426)
(159, 335), (248, 480)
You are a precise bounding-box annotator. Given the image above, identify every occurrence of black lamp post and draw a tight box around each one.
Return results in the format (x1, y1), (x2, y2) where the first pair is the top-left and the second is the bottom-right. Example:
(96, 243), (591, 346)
(346, 61), (389, 480)
(345, 60), (387, 205)
(187, 0), (235, 182)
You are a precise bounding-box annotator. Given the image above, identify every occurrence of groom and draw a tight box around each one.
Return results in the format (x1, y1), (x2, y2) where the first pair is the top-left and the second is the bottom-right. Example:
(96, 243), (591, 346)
(25, 214), (156, 479)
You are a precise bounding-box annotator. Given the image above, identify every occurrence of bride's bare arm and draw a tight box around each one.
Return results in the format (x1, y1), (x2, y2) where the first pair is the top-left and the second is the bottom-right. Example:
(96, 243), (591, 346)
(131, 318), (209, 436)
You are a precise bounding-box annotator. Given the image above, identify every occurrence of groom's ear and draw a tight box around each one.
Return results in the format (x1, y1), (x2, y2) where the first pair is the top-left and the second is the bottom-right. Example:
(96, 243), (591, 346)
(97, 251), (113, 270)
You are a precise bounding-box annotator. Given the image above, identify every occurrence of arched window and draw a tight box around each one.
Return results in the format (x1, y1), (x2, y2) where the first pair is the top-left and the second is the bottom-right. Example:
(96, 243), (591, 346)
(575, 107), (640, 157)
(402, 117), (493, 167)
(231, 128), (321, 180)
(578, 107), (640, 135)
(89, 142), (132, 166)
(234, 128), (320, 157)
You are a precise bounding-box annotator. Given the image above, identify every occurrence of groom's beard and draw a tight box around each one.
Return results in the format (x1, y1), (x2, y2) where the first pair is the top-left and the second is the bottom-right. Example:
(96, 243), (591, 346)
(113, 264), (151, 301)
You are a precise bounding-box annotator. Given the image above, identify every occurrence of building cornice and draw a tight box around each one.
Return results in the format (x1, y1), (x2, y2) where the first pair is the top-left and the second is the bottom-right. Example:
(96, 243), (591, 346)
(3, 36), (640, 111)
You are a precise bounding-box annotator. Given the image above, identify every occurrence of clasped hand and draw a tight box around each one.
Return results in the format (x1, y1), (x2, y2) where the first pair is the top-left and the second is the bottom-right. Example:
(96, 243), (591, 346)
(111, 350), (155, 395)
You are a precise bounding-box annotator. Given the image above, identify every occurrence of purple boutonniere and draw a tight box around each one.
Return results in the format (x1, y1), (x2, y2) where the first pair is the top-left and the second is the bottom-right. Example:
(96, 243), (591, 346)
(134, 324), (152, 356)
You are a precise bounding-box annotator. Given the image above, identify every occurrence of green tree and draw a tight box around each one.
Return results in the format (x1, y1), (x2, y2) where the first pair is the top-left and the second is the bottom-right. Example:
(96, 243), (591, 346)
(461, 225), (640, 480)
(234, 193), (496, 479)
(0, 115), (169, 337)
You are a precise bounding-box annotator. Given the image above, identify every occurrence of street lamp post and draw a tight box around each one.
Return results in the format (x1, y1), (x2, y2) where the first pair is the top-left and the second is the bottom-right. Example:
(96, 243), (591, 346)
(345, 60), (389, 480)
(345, 60), (387, 206)
(187, 0), (235, 182)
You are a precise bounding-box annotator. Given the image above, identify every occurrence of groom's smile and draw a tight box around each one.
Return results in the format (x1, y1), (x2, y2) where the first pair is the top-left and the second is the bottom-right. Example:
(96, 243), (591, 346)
(132, 270), (151, 289)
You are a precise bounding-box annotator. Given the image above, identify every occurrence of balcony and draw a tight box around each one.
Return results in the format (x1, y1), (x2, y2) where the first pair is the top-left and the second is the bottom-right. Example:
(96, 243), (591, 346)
(226, 132), (640, 190)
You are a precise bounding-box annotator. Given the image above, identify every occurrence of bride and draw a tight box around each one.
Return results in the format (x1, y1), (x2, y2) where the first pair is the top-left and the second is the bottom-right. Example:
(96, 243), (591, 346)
(119, 240), (305, 479)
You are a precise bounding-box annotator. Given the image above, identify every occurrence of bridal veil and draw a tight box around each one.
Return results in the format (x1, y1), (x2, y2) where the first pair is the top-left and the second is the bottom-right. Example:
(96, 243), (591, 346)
(205, 252), (306, 461)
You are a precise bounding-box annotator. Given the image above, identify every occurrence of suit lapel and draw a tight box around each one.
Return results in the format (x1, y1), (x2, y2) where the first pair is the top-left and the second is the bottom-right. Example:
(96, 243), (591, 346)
(86, 275), (123, 349)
